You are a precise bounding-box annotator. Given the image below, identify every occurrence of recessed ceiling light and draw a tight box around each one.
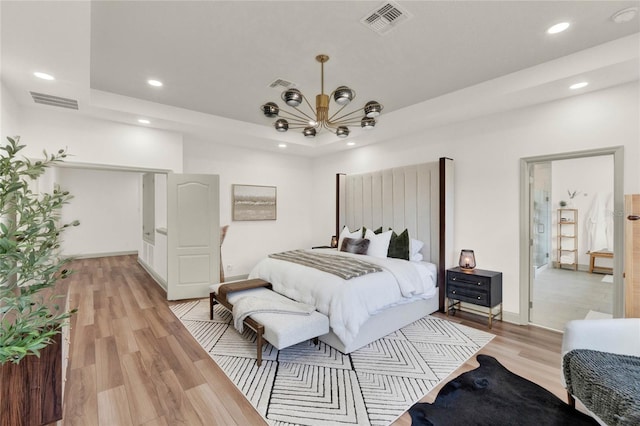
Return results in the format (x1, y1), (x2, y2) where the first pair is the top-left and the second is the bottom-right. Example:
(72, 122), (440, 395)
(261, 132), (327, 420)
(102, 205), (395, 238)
(138, 119), (150, 124)
(347, 142), (356, 146)
(569, 82), (589, 90)
(147, 79), (163, 87)
(547, 22), (570, 34)
(278, 143), (287, 148)
(612, 7), (638, 24)
(33, 72), (55, 80)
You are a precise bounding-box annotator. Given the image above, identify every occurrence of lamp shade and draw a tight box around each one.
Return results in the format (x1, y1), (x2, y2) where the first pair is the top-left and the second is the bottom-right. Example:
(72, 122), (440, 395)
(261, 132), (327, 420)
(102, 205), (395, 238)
(361, 116), (376, 129)
(336, 126), (350, 138)
(364, 101), (382, 117)
(274, 119), (289, 132)
(262, 102), (279, 117)
(282, 88), (303, 107)
(334, 86), (355, 105)
(459, 249), (476, 270)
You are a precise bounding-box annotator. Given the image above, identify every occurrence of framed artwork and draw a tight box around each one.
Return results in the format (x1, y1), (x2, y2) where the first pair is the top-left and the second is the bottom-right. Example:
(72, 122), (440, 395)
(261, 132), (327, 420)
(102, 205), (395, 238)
(232, 184), (277, 221)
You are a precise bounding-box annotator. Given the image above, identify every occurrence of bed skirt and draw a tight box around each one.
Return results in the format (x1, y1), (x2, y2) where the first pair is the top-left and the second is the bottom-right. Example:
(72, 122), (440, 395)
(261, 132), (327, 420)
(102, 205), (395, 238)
(318, 296), (439, 353)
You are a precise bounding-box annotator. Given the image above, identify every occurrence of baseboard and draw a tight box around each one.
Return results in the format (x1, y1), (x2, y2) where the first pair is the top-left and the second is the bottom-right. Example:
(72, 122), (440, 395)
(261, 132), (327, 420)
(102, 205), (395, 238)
(551, 262), (589, 272)
(222, 274), (249, 283)
(501, 310), (521, 325)
(137, 257), (167, 291)
(63, 250), (138, 260)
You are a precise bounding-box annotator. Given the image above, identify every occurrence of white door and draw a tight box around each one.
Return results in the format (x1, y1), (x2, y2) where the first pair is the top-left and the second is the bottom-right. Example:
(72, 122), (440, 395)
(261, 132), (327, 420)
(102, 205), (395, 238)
(167, 173), (220, 300)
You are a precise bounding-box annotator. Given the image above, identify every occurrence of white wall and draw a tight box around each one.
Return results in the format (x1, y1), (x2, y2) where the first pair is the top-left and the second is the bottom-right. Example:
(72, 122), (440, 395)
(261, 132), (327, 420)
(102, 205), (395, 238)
(7, 105), (183, 267)
(16, 107), (184, 172)
(551, 156), (614, 267)
(57, 168), (141, 257)
(310, 82), (640, 316)
(1, 81), (21, 142)
(183, 137), (315, 276)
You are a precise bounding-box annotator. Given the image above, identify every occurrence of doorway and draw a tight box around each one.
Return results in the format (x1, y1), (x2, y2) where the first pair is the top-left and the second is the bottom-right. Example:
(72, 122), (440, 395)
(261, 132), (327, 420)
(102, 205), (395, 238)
(519, 147), (625, 329)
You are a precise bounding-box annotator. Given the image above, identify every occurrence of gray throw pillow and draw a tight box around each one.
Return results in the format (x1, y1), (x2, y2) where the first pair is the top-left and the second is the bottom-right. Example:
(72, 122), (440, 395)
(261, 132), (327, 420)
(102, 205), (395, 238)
(340, 237), (370, 255)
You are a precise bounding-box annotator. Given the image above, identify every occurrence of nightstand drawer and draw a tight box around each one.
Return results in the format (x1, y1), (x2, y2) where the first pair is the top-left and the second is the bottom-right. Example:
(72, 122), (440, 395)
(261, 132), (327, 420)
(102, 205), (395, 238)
(447, 272), (490, 290)
(447, 284), (489, 306)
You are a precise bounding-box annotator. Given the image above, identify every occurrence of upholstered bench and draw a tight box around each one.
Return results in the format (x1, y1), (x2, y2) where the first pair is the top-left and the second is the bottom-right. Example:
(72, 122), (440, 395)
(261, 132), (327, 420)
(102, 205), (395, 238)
(210, 280), (329, 366)
(564, 349), (640, 425)
(562, 319), (640, 425)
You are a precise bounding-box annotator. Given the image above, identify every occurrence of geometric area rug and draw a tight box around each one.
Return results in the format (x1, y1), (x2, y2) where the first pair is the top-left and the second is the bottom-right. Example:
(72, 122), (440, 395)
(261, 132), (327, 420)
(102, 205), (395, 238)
(170, 299), (494, 426)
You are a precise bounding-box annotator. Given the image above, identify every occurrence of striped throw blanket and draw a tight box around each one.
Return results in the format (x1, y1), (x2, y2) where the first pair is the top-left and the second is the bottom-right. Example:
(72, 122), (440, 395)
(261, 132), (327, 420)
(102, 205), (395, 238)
(268, 250), (382, 280)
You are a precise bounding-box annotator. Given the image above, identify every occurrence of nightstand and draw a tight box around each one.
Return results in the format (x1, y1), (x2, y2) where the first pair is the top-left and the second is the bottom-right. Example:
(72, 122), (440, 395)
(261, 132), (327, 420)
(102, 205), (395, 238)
(446, 267), (503, 328)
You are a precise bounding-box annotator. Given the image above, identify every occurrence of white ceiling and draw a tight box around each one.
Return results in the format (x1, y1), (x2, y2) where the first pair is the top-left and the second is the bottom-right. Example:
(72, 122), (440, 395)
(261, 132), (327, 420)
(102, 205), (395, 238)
(2, 1), (639, 157)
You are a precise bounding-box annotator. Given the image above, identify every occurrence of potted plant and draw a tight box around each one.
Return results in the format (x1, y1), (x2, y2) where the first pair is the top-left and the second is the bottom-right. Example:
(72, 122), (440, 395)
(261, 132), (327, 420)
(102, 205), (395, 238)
(0, 136), (78, 425)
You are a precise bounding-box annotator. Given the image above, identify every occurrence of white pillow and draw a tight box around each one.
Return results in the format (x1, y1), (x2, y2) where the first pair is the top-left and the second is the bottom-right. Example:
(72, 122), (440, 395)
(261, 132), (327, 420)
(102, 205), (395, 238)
(364, 228), (393, 258)
(410, 238), (424, 257)
(410, 253), (424, 262)
(338, 226), (362, 252)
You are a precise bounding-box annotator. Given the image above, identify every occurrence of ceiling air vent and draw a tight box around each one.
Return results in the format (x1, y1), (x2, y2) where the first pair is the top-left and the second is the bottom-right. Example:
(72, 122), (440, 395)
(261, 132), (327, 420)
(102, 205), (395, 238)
(30, 91), (78, 110)
(268, 78), (296, 90)
(361, 1), (412, 35)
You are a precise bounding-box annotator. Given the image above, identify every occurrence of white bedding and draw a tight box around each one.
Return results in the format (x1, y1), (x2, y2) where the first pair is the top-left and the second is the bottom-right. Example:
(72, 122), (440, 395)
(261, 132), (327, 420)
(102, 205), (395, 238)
(248, 248), (437, 348)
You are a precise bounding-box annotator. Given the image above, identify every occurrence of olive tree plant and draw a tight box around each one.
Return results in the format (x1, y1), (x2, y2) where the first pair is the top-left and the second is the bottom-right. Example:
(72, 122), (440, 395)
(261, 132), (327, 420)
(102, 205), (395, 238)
(0, 136), (78, 364)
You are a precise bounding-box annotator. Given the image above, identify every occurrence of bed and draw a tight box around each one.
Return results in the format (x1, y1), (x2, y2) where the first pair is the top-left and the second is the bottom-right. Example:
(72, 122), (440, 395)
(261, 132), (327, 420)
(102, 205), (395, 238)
(249, 160), (454, 353)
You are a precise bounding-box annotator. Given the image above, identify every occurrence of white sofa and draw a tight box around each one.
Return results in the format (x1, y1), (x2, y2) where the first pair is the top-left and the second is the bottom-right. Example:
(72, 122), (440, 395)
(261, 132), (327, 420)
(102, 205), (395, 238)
(562, 319), (640, 425)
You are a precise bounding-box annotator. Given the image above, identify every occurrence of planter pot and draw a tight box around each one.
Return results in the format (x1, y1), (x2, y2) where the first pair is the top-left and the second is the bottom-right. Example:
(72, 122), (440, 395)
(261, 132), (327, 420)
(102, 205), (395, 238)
(0, 333), (63, 426)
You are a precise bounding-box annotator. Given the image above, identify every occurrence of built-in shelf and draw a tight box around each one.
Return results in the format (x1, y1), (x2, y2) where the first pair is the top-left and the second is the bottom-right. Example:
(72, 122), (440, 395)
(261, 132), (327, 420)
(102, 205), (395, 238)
(557, 208), (578, 271)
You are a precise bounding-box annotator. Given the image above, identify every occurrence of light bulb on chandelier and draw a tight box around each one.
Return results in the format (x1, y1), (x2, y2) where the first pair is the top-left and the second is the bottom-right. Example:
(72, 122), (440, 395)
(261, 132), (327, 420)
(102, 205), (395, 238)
(261, 54), (383, 138)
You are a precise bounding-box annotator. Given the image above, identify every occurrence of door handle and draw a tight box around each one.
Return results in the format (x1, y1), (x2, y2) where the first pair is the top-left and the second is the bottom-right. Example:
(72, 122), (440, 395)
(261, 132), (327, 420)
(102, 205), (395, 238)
(628, 215), (640, 221)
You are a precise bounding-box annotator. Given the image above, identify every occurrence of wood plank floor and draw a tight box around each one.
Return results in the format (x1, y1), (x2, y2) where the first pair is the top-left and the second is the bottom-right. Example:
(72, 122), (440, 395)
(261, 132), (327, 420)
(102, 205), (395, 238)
(62, 255), (571, 425)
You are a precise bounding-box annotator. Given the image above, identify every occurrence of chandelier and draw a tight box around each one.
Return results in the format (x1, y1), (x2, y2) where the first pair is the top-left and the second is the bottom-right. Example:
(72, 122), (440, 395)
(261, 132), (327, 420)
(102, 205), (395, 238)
(261, 54), (383, 138)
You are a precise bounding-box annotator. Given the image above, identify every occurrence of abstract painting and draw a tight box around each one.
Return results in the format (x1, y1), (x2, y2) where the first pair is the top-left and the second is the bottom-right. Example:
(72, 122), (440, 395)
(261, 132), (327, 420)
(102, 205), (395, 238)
(232, 184), (277, 221)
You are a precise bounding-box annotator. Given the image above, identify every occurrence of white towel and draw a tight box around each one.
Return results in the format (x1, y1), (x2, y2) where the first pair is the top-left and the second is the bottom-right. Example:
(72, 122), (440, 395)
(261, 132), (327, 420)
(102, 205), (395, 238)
(586, 193), (609, 252)
(232, 296), (316, 332)
(560, 254), (575, 264)
(605, 193), (614, 251)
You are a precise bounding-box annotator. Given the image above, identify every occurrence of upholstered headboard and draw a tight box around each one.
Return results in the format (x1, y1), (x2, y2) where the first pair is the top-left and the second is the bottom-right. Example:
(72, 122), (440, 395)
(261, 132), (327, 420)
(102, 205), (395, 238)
(336, 159), (454, 309)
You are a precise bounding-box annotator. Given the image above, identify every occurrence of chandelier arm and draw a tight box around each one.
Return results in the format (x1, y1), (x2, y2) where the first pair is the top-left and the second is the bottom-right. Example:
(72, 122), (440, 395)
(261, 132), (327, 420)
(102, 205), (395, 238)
(286, 123), (314, 130)
(301, 95), (318, 120)
(329, 118), (364, 126)
(328, 108), (366, 123)
(327, 103), (349, 121)
(320, 121), (337, 131)
(278, 108), (317, 124)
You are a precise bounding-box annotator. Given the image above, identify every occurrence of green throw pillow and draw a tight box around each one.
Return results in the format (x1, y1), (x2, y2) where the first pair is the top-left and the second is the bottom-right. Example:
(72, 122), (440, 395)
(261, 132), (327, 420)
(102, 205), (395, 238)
(362, 226), (383, 235)
(387, 229), (410, 260)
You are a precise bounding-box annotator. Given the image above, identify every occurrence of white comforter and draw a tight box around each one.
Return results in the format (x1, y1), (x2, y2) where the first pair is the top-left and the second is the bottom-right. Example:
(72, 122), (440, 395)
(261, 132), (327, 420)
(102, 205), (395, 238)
(248, 249), (437, 347)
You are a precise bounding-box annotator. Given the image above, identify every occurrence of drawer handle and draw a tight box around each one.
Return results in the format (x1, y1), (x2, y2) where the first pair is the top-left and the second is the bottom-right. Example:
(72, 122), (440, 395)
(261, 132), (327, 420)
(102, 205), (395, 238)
(452, 290), (456, 294)
(452, 277), (457, 281)
(477, 282), (482, 286)
(477, 296), (481, 299)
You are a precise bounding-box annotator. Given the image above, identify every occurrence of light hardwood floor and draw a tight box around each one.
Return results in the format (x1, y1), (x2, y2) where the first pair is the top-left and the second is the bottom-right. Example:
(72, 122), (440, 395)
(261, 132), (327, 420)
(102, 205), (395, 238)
(62, 255), (572, 426)
(531, 267), (613, 331)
